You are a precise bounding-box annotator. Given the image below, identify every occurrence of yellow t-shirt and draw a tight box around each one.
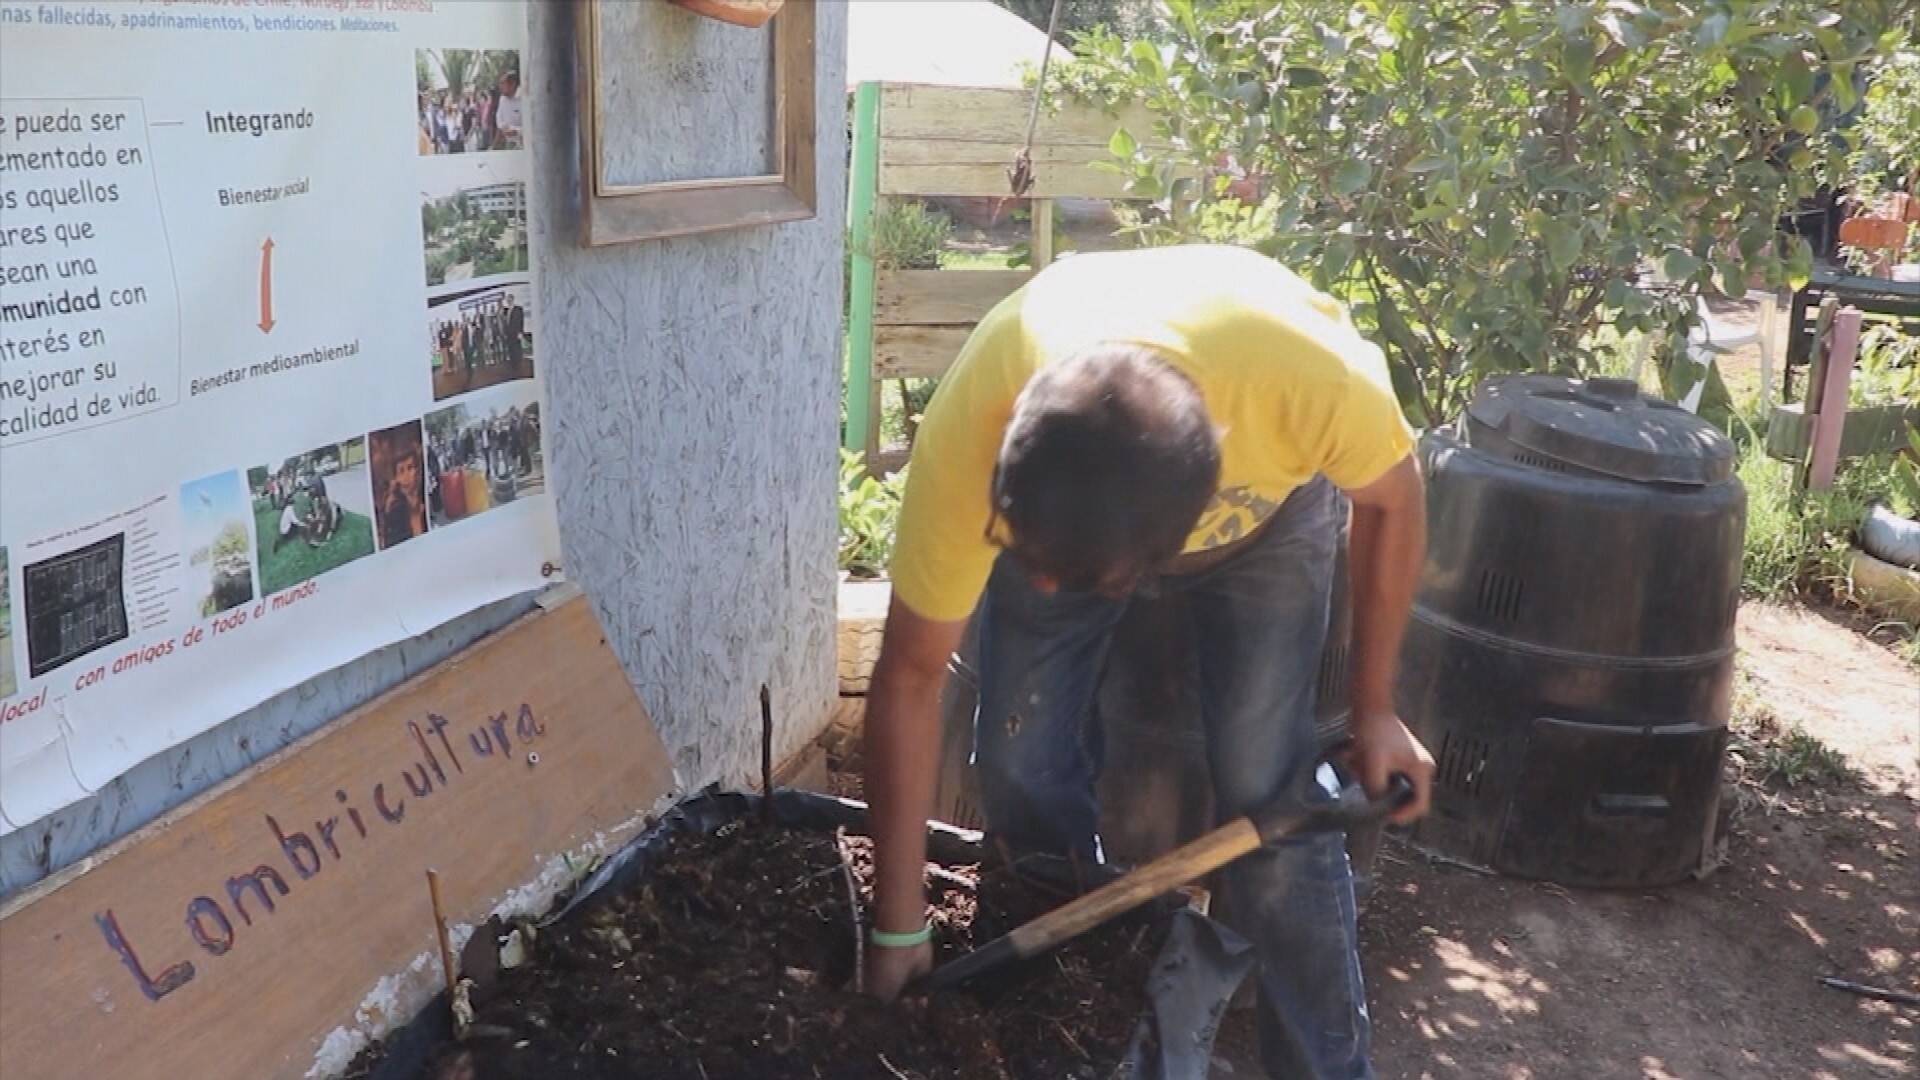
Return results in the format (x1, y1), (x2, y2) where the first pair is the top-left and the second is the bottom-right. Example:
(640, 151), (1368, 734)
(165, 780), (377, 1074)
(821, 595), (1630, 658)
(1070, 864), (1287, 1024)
(890, 244), (1415, 623)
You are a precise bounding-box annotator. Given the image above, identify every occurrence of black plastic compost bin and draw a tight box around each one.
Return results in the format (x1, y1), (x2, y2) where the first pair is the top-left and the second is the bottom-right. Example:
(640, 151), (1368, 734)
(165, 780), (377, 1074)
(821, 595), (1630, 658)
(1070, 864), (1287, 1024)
(1399, 374), (1746, 888)
(357, 789), (1255, 1080)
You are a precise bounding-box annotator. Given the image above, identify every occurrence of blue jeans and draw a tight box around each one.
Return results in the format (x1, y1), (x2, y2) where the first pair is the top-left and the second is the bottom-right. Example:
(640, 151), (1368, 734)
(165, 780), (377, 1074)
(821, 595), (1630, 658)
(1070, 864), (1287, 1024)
(971, 476), (1372, 1080)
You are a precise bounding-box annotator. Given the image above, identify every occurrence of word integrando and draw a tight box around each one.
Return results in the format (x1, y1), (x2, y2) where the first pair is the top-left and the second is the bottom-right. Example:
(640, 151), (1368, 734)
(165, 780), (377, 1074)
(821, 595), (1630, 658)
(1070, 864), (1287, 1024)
(205, 109), (315, 138)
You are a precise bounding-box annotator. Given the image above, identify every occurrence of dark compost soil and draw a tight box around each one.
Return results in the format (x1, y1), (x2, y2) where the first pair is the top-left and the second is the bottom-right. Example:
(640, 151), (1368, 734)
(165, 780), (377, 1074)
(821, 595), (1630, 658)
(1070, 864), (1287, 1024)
(356, 816), (1164, 1080)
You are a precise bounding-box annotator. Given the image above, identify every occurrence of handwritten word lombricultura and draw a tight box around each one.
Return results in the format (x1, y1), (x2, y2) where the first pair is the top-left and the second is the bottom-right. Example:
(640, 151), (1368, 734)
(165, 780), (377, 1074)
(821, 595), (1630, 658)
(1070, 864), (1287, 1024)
(93, 704), (548, 1002)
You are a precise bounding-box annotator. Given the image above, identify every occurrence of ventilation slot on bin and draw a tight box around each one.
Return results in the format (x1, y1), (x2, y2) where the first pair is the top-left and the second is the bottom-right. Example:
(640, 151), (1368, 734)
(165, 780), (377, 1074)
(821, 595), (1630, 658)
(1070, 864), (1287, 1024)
(1476, 569), (1524, 623)
(1511, 450), (1568, 473)
(1437, 730), (1491, 797)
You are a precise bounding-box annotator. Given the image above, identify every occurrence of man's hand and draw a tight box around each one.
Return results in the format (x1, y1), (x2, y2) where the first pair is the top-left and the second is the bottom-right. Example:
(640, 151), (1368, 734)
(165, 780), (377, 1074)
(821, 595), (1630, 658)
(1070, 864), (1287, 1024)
(864, 938), (933, 1002)
(1348, 710), (1434, 825)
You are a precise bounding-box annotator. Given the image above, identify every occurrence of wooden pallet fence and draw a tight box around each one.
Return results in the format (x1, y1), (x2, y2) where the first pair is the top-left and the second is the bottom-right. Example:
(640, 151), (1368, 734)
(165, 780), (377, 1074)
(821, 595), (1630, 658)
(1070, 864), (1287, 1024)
(842, 82), (1162, 465)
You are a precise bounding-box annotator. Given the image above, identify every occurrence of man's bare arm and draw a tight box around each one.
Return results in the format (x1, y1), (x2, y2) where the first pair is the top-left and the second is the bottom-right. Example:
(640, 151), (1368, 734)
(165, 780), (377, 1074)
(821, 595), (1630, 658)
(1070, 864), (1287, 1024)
(1341, 453), (1434, 823)
(862, 596), (967, 998)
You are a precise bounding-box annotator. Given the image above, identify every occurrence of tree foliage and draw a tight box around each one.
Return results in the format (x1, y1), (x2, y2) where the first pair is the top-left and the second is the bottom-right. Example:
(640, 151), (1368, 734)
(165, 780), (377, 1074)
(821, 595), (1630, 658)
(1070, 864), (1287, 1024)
(1839, 48), (1920, 270)
(995, 0), (1153, 38)
(431, 48), (476, 99)
(212, 522), (251, 562)
(1849, 48), (1920, 195)
(1061, 0), (1916, 422)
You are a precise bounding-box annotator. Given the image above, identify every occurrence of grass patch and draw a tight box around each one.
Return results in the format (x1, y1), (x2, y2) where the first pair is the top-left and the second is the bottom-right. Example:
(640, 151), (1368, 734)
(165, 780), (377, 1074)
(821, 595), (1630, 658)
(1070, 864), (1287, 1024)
(1747, 728), (1859, 790)
(253, 503), (376, 595)
(1872, 618), (1920, 671)
(1734, 411), (1906, 602)
(1728, 670), (1860, 792)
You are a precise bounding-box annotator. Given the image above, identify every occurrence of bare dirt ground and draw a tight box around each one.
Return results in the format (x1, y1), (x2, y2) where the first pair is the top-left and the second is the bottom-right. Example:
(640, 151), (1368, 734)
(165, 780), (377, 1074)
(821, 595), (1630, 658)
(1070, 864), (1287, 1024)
(1358, 601), (1918, 1080)
(823, 598), (1916, 1079)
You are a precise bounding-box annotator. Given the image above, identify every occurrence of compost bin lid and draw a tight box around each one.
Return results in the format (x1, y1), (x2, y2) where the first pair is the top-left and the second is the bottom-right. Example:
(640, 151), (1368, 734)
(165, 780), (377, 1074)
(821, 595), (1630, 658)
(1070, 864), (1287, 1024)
(1466, 374), (1735, 485)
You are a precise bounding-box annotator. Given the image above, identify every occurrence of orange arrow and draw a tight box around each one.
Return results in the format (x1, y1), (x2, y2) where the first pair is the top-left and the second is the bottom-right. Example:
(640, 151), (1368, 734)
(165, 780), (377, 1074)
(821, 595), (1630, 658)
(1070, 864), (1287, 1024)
(257, 238), (275, 334)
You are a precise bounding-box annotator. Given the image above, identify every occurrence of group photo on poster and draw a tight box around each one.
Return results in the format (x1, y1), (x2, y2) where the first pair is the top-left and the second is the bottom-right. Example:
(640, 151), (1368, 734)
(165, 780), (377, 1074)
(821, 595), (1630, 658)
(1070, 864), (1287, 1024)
(249, 439), (378, 596)
(426, 382), (545, 529)
(416, 47), (525, 155)
(427, 280), (535, 401)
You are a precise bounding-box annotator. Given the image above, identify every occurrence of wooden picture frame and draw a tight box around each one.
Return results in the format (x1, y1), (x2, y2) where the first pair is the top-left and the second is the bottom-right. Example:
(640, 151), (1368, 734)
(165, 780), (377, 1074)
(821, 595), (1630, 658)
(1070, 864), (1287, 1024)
(574, 0), (816, 245)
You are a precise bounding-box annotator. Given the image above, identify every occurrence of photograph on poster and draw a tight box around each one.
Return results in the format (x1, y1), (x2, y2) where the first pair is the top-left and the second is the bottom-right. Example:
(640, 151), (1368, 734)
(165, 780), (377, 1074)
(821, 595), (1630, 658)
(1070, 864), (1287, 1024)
(248, 438), (376, 595)
(422, 161), (529, 288)
(426, 385), (544, 528)
(0, 548), (15, 698)
(23, 535), (129, 680)
(370, 420), (431, 551)
(427, 280), (534, 402)
(180, 471), (257, 618)
(416, 48), (524, 155)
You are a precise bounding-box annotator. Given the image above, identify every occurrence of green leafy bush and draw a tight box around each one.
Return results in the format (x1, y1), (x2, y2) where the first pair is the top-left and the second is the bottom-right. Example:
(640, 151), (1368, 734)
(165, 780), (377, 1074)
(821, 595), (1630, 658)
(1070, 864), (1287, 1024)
(839, 450), (907, 578)
(867, 201), (954, 270)
(1851, 323), (1920, 408)
(1059, 0), (1914, 423)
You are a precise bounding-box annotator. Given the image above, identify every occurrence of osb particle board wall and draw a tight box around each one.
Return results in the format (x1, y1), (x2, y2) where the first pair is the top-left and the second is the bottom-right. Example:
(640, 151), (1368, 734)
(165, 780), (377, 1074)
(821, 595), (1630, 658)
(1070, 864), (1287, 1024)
(531, 1), (848, 789)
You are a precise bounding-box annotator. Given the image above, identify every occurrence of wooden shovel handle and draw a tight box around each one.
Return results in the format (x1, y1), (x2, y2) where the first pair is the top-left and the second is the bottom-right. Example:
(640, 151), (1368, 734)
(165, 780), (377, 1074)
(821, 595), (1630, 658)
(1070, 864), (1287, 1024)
(924, 774), (1416, 992)
(1005, 819), (1263, 958)
(1003, 773), (1414, 960)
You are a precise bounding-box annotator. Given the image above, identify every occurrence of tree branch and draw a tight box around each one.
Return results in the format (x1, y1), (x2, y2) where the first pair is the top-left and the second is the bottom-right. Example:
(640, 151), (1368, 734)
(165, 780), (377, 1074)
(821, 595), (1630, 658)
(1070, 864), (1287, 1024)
(1364, 256), (1442, 422)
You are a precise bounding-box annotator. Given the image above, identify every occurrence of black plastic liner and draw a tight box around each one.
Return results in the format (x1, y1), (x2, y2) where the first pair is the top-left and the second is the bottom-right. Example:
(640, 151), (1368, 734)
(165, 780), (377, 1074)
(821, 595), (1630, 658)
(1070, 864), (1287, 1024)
(356, 787), (1251, 1080)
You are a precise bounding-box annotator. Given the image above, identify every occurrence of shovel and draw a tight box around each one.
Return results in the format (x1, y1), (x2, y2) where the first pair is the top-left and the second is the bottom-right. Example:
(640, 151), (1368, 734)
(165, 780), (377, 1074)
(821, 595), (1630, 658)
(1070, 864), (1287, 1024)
(922, 771), (1414, 992)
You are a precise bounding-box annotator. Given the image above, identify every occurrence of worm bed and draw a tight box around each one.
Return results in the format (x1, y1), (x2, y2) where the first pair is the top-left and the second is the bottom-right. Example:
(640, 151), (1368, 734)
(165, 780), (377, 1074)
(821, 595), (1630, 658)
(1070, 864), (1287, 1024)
(346, 791), (1235, 1080)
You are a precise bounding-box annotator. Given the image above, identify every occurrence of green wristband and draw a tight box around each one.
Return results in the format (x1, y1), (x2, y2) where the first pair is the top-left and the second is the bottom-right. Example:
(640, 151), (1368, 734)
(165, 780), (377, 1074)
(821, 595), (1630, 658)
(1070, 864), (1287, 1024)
(868, 922), (932, 948)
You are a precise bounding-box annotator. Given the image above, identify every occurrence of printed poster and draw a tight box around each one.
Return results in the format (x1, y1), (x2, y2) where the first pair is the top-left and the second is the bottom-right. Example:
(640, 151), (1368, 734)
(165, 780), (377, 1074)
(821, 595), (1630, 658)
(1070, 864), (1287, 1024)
(0, 0), (560, 833)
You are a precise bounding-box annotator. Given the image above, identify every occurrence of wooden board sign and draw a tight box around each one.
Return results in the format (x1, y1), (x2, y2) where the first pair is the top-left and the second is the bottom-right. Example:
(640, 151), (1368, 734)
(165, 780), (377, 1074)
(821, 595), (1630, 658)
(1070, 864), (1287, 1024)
(0, 596), (677, 1080)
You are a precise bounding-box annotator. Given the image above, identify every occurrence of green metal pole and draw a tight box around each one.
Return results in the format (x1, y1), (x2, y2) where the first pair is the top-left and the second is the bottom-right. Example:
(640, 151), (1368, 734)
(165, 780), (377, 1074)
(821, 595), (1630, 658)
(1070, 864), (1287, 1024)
(843, 82), (880, 457)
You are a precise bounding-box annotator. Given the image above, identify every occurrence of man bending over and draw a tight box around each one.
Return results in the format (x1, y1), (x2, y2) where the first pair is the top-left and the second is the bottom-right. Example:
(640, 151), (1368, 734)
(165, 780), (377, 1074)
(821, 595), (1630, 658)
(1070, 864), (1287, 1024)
(860, 244), (1436, 1079)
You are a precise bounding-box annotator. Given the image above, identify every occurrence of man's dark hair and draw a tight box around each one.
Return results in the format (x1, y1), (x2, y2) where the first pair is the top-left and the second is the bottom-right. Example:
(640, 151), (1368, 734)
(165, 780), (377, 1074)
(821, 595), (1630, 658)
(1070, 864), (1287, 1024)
(992, 344), (1221, 590)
